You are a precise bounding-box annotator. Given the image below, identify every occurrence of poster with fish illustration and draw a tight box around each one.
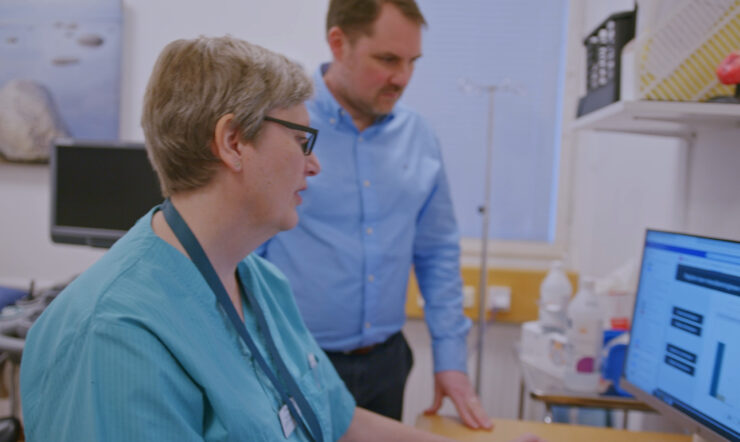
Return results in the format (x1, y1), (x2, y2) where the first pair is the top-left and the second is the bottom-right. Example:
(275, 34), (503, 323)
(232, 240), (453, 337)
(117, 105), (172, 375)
(0, 0), (121, 162)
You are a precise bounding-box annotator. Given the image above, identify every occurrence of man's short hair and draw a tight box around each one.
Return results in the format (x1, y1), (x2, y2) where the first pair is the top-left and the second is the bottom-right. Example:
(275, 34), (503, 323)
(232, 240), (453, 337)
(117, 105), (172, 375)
(141, 35), (312, 197)
(326, 0), (426, 41)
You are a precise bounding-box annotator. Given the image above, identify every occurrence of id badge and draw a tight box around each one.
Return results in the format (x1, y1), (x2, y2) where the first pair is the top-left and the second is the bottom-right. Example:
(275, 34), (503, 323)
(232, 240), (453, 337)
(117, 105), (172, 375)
(279, 404), (296, 438)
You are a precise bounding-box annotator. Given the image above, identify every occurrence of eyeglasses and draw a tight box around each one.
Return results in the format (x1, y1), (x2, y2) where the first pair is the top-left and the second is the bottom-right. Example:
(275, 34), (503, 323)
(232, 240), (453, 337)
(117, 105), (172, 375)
(263, 116), (318, 156)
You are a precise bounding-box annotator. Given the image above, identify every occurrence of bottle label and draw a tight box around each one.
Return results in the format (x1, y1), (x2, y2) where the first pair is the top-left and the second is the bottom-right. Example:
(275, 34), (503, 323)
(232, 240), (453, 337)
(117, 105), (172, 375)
(575, 356), (596, 373)
(567, 319), (602, 374)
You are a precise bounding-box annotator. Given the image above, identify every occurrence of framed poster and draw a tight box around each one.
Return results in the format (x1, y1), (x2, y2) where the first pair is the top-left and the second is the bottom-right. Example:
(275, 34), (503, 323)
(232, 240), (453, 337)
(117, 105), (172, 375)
(0, 0), (122, 162)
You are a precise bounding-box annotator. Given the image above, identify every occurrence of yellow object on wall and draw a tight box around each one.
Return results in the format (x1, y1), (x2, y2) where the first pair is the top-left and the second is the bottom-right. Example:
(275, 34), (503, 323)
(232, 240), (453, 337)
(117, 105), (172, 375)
(637, 0), (740, 102)
(405, 267), (579, 324)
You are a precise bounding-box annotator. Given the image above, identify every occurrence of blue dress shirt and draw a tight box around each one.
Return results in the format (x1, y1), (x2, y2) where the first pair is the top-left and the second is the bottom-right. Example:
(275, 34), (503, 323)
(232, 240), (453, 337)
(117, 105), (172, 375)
(259, 65), (471, 373)
(21, 208), (355, 441)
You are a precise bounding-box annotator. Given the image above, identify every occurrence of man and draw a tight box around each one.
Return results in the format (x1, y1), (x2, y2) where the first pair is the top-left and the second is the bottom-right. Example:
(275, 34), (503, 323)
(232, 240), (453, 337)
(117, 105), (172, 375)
(259, 0), (492, 430)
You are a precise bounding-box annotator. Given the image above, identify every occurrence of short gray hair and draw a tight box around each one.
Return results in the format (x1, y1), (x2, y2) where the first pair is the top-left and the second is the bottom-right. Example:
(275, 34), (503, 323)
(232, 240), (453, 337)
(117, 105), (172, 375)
(141, 35), (313, 197)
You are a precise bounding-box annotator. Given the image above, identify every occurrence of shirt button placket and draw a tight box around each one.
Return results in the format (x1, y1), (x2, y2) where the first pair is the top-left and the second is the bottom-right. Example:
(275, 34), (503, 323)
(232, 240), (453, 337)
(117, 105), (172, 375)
(358, 133), (375, 341)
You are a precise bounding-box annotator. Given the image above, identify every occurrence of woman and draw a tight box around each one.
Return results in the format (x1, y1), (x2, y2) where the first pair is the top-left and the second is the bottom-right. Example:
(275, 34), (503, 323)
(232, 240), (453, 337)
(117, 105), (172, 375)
(19, 35), (447, 441)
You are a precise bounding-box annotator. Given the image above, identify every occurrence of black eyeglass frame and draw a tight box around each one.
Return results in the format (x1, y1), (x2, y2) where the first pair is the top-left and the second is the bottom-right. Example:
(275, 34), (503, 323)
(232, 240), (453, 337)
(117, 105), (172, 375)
(263, 116), (318, 156)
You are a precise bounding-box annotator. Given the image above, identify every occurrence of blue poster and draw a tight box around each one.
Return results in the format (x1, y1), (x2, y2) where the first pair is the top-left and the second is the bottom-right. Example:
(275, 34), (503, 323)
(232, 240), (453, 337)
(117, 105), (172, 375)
(0, 0), (122, 162)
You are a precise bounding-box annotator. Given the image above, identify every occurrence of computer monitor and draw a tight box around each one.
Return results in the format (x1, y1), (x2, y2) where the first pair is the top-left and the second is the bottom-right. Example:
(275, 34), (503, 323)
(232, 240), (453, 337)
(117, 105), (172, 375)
(50, 139), (162, 248)
(623, 229), (740, 442)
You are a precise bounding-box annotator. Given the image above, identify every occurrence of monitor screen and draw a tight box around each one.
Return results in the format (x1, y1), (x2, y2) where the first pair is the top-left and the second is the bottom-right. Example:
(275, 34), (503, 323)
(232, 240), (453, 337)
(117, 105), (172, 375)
(51, 139), (162, 248)
(623, 229), (740, 442)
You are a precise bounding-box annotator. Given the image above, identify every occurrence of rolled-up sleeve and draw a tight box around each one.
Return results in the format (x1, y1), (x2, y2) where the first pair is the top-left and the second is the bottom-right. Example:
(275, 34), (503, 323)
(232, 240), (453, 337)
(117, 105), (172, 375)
(413, 143), (471, 373)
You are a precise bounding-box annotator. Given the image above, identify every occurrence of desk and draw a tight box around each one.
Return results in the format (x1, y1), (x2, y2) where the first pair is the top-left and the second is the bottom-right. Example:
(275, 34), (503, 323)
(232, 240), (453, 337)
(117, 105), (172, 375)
(416, 415), (691, 442)
(518, 357), (652, 425)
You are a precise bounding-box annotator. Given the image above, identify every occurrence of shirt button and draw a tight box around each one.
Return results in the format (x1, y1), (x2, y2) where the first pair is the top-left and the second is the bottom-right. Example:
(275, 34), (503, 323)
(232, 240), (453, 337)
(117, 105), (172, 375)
(358, 136), (364, 142)
(368, 274), (375, 282)
(366, 227), (373, 235)
(363, 180), (371, 187)
(329, 118), (336, 124)
(365, 322), (371, 329)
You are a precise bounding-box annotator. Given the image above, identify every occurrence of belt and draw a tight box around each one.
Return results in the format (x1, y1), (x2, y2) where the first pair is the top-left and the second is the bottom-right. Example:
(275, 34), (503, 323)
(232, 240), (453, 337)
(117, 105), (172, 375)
(342, 344), (377, 356)
(327, 331), (403, 356)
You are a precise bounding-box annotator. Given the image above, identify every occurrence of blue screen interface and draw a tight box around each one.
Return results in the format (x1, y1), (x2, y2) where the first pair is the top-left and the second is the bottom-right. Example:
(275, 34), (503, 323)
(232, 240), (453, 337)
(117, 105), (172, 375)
(626, 230), (740, 441)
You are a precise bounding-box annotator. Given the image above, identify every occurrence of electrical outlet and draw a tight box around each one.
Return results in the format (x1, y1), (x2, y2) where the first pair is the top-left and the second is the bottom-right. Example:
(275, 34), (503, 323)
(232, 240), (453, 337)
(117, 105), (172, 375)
(463, 285), (476, 308)
(487, 285), (511, 312)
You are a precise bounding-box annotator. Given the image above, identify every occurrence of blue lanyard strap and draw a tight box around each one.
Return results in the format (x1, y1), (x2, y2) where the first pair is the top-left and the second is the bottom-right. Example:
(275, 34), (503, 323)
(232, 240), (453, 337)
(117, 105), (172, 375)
(160, 199), (323, 442)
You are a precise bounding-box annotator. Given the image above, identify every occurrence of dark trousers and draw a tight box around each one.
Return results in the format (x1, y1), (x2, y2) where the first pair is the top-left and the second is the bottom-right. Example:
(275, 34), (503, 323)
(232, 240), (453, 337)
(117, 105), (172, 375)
(324, 332), (414, 421)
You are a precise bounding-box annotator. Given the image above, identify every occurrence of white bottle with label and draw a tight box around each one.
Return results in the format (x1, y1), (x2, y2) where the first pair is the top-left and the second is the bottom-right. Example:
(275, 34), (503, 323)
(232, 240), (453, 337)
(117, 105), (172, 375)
(564, 276), (603, 392)
(538, 260), (573, 332)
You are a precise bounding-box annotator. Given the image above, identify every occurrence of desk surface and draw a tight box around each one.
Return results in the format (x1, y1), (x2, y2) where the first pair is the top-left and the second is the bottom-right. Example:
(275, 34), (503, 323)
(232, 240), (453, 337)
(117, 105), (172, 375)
(416, 415), (691, 442)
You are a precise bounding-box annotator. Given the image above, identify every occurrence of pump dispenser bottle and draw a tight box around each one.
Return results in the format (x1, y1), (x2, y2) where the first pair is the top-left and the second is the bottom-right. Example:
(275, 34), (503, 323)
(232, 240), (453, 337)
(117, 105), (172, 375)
(538, 260), (573, 332)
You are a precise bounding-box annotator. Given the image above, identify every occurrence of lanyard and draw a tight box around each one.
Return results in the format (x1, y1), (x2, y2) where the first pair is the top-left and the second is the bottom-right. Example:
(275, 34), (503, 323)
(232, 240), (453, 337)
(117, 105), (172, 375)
(161, 199), (323, 442)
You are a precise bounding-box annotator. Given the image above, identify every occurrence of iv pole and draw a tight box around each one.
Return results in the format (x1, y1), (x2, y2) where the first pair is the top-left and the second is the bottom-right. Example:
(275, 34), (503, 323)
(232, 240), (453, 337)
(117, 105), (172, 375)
(459, 79), (521, 395)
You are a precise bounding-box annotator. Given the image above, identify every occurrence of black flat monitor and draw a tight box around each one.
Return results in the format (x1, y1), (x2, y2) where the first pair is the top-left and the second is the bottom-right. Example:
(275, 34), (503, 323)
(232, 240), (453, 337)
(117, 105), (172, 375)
(623, 229), (740, 442)
(50, 139), (162, 248)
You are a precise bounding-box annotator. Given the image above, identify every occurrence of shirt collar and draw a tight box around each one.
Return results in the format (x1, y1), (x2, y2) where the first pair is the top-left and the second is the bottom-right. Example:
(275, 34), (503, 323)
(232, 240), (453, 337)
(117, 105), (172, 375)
(312, 63), (396, 129)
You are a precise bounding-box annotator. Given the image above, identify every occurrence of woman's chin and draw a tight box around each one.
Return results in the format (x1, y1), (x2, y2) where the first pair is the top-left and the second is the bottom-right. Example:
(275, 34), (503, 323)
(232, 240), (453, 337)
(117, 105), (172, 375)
(276, 212), (299, 232)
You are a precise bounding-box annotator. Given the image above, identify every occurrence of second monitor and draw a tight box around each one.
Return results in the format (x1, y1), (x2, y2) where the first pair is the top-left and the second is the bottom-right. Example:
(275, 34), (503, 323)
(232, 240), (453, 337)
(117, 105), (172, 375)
(51, 139), (162, 248)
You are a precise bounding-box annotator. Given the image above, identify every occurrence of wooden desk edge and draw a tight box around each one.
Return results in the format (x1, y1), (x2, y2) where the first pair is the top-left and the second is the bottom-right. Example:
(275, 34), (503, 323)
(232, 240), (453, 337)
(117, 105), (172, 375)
(415, 414), (691, 442)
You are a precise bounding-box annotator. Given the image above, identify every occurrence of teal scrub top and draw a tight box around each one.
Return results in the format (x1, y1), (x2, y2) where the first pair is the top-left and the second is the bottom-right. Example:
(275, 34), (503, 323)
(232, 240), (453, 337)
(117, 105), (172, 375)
(20, 208), (356, 441)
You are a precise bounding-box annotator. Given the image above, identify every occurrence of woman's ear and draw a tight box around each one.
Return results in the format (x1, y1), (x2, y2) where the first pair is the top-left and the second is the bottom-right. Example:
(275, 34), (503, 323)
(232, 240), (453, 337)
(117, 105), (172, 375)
(212, 114), (244, 172)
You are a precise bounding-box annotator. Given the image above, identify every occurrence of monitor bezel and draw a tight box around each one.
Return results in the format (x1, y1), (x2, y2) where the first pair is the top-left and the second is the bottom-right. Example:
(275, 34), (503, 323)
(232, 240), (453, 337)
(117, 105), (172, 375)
(621, 228), (740, 442)
(50, 138), (157, 248)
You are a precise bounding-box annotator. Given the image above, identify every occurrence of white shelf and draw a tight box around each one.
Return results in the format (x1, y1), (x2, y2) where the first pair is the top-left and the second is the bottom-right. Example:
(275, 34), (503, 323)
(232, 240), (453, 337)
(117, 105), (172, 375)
(571, 100), (740, 138)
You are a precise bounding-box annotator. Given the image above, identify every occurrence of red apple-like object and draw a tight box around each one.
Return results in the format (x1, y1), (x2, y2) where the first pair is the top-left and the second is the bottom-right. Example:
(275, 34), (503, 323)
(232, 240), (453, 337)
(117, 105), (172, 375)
(711, 50), (740, 102)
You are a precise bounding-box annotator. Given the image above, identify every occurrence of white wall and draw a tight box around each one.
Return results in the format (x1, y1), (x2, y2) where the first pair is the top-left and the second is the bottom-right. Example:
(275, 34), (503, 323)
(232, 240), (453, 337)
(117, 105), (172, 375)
(567, 131), (688, 277)
(685, 128), (740, 240)
(119, 0), (331, 141)
(0, 0), (331, 283)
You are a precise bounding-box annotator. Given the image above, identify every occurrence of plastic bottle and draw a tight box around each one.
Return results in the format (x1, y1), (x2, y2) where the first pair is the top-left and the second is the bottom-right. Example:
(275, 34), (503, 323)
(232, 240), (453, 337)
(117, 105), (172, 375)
(538, 260), (573, 332)
(564, 277), (603, 392)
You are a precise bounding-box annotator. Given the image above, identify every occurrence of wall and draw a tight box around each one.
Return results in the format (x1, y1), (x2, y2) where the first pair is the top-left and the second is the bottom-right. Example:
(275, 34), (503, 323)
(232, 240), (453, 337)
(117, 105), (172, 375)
(685, 128), (740, 240)
(118, 0), (331, 141)
(567, 131), (688, 277)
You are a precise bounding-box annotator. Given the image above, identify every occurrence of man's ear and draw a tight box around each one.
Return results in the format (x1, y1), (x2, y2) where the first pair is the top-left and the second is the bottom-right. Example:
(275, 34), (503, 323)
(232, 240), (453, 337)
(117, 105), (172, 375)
(212, 113), (244, 172)
(327, 26), (349, 61)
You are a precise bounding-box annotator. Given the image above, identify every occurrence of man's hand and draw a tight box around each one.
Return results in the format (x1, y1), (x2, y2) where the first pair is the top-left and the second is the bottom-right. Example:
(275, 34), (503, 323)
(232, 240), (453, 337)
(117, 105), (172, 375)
(423, 370), (493, 430)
